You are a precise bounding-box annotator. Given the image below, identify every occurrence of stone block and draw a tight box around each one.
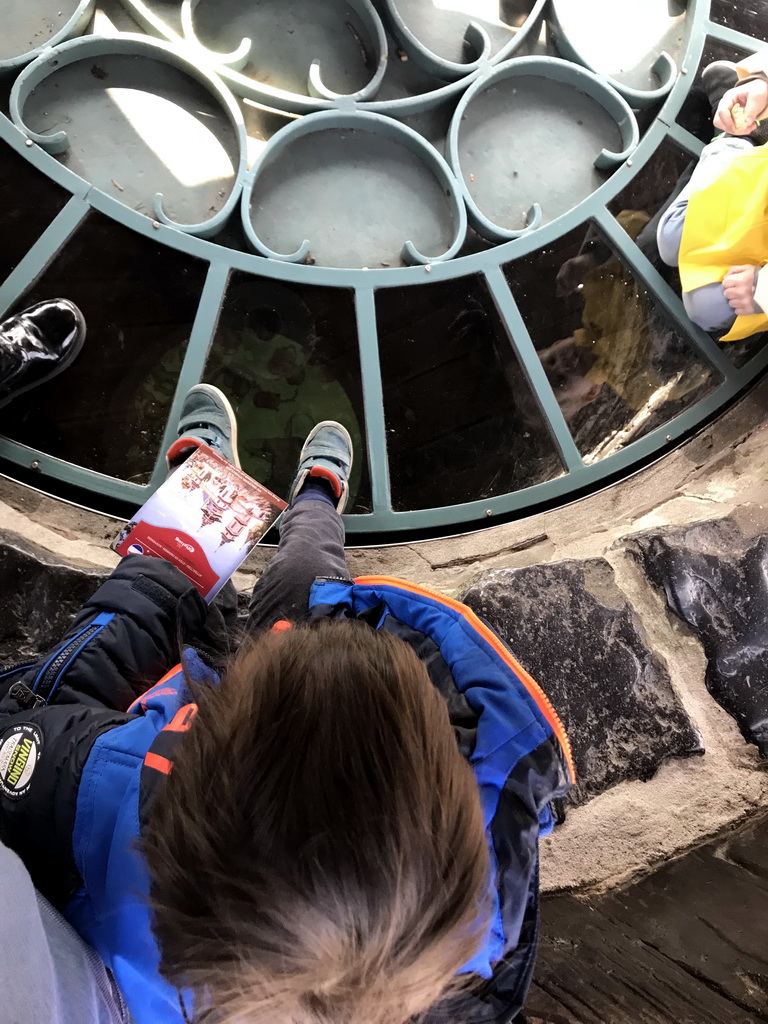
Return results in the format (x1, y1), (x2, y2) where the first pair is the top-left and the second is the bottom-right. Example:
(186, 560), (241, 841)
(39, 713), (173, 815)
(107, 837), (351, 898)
(628, 517), (768, 756)
(0, 529), (108, 668)
(461, 559), (702, 804)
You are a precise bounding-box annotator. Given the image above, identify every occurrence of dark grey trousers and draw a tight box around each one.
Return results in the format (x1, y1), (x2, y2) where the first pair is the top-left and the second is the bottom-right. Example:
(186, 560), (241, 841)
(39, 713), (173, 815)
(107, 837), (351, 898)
(246, 498), (349, 631)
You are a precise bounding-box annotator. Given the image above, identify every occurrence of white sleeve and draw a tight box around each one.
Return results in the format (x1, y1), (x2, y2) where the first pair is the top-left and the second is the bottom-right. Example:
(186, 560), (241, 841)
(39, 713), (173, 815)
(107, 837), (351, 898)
(753, 265), (768, 315)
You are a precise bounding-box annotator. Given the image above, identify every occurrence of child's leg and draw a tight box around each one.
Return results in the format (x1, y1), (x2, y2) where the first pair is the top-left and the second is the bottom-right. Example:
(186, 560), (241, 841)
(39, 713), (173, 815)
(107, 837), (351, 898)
(247, 421), (354, 631)
(247, 496), (349, 630)
(656, 136), (754, 266)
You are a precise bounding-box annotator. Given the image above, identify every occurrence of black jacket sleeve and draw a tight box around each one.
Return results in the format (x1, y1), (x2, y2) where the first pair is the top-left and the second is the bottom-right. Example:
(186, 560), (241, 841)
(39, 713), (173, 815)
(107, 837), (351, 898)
(4, 554), (211, 712)
(0, 555), (211, 904)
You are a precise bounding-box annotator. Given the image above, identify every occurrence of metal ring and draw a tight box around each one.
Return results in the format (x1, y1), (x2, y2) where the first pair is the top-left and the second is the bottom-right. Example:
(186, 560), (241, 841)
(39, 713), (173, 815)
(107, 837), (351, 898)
(241, 108), (467, 265)
(447, 56), (640, 243)
(9, 32), (249, 239)
(0, 0), (96, 75)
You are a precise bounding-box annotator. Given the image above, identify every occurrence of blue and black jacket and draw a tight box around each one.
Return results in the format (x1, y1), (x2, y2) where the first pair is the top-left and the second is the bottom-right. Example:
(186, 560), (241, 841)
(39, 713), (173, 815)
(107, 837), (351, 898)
(0, 555), (573, 1024)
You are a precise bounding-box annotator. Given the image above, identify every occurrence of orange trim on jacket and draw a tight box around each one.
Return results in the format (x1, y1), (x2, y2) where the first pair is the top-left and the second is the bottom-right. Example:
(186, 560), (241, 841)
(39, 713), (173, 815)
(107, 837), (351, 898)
(127, 664), (183, 714)
(354, 575), (576, 782)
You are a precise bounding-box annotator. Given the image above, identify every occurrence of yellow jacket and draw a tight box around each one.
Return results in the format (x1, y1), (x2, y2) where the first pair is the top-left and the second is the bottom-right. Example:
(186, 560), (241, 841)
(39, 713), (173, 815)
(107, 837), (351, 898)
(678, 57), (768, 342)
(679, 143), (768, 341)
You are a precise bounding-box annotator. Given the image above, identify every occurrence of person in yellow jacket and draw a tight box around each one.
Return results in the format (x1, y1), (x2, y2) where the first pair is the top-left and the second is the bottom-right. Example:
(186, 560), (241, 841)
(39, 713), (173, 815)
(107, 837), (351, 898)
(657, 54), (768, 342)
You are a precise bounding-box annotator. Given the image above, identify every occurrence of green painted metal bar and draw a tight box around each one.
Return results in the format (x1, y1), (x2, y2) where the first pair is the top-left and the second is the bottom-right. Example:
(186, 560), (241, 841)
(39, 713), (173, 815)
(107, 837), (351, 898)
(0, 439), (150, 503)
(0, 195), (90, 317)
(665, 120), (706, 156)
(705, 18), (765, 55)
(353, 287), (392, 514)
(1, 0), (766, 541)
(483, 265), (584, 473)
(650, 0), (708, 125)
(592, 205), (736, 380)
(0, 117), (699, 291)
(148, 260), (229, 491)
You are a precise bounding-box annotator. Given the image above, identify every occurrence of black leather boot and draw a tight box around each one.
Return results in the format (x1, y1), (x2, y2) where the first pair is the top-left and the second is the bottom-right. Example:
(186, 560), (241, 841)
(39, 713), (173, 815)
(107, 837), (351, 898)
(0, 299), (86, 410)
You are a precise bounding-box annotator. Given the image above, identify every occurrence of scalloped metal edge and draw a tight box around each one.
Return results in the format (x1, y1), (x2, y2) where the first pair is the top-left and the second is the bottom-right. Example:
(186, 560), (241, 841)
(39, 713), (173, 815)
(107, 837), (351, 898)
(547, 1), (678, 108)
(377, 0), (491, 81)
(8, 32), (248, 239)
(377, 0), (549, 82)
(447, 56), (640, 243)
(118, 0), (391, 113)
(0, 1), (96, 74)
(115, 0), (528, 117)
(180, 0), (388, 102)
(240, 108), (468, 266)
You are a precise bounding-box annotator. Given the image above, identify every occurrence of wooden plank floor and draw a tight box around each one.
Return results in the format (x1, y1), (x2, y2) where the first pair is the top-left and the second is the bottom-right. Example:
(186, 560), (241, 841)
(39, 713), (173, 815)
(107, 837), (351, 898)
(524, 811), (768, 1023)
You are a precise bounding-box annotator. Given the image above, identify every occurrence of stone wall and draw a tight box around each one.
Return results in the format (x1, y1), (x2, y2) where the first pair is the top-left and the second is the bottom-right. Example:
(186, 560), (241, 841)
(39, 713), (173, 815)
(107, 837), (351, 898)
(2, 376), (768, 895)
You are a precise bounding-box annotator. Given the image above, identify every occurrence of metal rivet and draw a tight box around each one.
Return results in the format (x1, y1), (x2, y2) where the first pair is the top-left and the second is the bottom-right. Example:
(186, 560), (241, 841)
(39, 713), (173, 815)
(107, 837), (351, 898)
(29, 460), (40, 470)
(485, 509), (493, 516)
(424, 264), (432, 272)
(665, 435), (673, 442)
(152, 220), (160, 229)
(627, 158), (633, 167)
(25, 139), (33, 147)
(681, 67), (688, 74)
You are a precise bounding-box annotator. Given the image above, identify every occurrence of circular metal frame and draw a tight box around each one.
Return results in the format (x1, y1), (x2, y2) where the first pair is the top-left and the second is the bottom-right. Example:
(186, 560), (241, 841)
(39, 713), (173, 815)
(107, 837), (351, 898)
(0, 0), (766, 541)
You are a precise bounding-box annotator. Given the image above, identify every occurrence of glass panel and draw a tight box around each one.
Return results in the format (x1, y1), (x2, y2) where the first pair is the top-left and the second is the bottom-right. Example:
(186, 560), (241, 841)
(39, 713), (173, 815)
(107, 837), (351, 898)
(375, 276), (563, 512)
(720, 331), (768, 369)
(204, 274), (372, 514)
(0, 211), (207, 482)
(505, 223), (720, 464)
(0, 141), (68, 285)
(608, 139), (694, 289)
(609, 140), (694, 226)
(677, 36), (752, 140)
(710, 0), (768, 43)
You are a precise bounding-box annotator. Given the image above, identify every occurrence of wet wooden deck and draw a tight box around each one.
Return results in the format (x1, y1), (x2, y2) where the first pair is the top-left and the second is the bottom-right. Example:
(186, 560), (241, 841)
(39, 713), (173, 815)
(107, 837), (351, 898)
(524, 811), (768, 1024)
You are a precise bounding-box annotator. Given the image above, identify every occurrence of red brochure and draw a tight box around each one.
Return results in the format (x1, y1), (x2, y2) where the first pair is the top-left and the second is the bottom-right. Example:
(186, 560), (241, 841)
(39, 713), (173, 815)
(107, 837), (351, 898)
(113, 444), (286, 601)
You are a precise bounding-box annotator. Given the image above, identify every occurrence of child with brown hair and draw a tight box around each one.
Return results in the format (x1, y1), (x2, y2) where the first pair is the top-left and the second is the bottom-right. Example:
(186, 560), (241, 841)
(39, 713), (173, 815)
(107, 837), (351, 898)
(0, 384), (573, 1024)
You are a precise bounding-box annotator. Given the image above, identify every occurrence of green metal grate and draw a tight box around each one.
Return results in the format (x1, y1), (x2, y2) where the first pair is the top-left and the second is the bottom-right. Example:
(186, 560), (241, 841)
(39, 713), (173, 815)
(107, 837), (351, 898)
(0, 0), (766, 541)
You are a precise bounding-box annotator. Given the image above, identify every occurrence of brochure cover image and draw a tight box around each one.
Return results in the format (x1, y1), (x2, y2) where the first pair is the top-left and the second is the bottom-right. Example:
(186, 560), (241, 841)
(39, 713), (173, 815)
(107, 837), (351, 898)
(113, 444), (287, 601)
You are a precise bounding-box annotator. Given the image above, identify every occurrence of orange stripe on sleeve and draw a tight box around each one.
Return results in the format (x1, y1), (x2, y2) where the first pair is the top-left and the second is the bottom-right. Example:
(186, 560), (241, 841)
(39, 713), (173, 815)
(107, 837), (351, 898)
(144, 752), (173, 775)
(165, 703), (199, 733)
(128, 664), (183, 713)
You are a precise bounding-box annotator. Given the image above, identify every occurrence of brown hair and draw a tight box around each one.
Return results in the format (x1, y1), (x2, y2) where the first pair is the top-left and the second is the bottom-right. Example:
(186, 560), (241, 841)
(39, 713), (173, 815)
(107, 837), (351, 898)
(143, 618), (490, 1024)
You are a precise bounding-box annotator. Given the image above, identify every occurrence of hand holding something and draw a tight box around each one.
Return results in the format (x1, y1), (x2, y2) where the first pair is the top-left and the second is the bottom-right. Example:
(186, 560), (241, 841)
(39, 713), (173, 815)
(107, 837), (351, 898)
(714, 79), (768, 134)
(723, 265), (761, 315)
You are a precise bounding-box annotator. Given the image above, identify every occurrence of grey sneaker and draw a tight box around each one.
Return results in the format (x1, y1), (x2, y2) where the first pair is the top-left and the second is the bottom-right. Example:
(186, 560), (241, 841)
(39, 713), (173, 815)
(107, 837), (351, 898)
(288, 420), (353, 513)
(166, 384), (240, 469)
